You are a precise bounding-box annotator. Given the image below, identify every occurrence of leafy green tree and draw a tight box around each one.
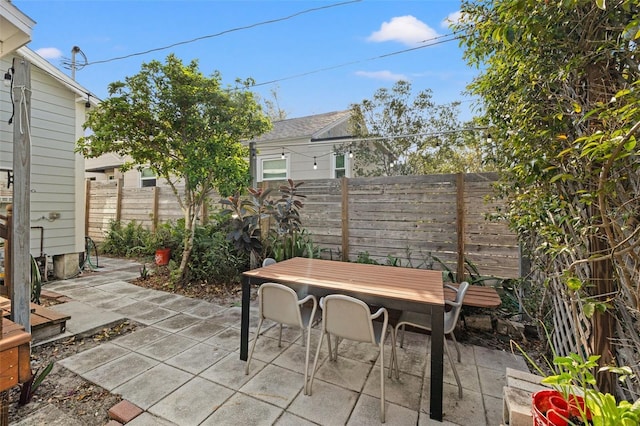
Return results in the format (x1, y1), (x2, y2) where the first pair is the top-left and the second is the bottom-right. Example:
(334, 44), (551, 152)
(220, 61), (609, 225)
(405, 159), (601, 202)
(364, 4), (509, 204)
(261, 85), (288, 121)
(77, 54), (271, 283)
(346, 80), (489, 176)
(457, 0), (640, 394)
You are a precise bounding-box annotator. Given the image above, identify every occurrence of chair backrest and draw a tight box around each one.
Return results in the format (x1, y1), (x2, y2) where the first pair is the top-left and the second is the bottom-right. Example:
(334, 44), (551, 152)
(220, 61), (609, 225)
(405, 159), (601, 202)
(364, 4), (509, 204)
(262, 257), (277, 267)
(259, 282), (303, 327)
(321, 294), (378, 344)
(444, 281), (470, 334)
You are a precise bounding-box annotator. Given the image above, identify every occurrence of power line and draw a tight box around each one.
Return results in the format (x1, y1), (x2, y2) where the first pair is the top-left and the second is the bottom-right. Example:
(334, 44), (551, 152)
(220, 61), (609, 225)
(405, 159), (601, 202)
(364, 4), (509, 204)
(255, 127), (489, 159)
(85, 0), (361, 66)
(250, 32), (463, 88)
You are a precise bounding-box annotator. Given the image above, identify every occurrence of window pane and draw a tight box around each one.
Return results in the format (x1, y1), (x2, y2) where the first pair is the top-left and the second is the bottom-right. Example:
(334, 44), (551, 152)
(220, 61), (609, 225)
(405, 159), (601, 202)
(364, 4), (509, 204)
(335, 169), (345, 178)
(263, 159), (287, 179)
(141, 168), (155, 178)
(335, 154), (345, 169)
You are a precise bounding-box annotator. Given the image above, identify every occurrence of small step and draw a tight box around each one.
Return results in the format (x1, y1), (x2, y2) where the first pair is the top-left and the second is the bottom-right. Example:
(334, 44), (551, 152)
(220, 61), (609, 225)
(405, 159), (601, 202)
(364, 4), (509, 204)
(0, 296), (71, 342)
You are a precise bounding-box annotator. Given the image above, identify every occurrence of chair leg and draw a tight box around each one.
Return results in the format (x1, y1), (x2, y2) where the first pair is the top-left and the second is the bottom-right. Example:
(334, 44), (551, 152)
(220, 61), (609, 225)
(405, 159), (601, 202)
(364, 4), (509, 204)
(444, 339), (463, 398)
(303, 323), (313, 395)
(450, 331), (461, 362)
(245, 318), (264, 375)
(278, 323), (283, 347)
(399, 324), (406, 348)
(388, 327), (399, 379)
(380, 341), (386, 423)
(308, 330), (326, 396)
(326, 332), (334, 361)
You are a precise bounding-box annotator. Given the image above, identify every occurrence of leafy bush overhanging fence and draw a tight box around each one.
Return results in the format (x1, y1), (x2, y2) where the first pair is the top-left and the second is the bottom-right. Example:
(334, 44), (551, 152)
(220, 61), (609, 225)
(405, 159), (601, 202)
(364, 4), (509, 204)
(85, 173), (522, 281)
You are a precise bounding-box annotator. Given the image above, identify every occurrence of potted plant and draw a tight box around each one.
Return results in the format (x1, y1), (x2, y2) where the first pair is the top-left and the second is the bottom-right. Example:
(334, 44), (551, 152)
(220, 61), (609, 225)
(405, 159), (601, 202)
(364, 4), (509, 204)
(529, 352), (640, 426)
(152, 225), (174, 266)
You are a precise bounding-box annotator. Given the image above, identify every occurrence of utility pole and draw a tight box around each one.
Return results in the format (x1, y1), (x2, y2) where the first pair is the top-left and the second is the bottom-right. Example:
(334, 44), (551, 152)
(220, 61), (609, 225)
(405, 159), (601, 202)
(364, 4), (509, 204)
(71, 46), (81, 80)
(10, 57), (31, 333)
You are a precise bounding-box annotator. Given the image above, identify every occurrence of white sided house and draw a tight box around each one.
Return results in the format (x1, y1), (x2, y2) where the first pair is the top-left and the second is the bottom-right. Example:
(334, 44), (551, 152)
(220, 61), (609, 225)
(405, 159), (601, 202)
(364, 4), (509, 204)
(0, 46), (98, 278)
(248, 110), (357, 183)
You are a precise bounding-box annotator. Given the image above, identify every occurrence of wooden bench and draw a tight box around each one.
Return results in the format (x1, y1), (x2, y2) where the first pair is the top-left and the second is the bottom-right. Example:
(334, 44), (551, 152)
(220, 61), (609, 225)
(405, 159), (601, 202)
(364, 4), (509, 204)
(445, 283), (502, 308)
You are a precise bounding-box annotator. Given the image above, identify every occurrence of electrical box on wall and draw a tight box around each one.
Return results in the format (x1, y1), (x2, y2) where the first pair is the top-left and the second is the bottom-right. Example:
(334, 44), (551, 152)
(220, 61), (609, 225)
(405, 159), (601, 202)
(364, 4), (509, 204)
(48, 212), (60, 220)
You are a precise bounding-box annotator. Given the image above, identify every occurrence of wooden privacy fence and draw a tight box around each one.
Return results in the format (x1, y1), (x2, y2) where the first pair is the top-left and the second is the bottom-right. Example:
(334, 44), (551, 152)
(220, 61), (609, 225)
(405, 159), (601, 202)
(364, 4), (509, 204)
(85, 173), (521, 280)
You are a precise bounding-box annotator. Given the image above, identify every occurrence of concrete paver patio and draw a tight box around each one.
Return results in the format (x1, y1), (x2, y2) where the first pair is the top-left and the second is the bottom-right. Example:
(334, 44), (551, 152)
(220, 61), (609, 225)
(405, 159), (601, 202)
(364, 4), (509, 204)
(27, 258), (529, 425)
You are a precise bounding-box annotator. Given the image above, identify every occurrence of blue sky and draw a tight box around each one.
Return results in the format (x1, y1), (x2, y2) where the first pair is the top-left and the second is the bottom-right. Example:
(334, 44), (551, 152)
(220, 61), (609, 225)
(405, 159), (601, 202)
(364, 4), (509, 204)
(14, 0), (478, 121)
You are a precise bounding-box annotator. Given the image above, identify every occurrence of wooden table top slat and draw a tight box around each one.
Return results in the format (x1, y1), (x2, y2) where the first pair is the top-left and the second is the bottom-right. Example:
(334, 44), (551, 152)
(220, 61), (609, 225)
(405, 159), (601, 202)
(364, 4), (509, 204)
(445, 284), (502, 308)
(244, 258), (445, 306)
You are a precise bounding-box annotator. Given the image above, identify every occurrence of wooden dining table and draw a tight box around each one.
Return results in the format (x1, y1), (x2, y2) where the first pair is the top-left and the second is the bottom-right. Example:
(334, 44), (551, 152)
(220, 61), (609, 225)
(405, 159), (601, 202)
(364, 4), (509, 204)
(241, 257), (446, 421)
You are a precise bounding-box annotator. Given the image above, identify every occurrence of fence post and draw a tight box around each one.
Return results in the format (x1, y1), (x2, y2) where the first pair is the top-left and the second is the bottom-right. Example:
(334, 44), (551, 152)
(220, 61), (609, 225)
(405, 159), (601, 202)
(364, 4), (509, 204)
(249, 142), (257, 188)
(152, 186), (159, 233)
(456, 173), (465, 282)
(84, 179), (91, 237)
(341, 176), (349, 261)
(115, 177), (123, 222)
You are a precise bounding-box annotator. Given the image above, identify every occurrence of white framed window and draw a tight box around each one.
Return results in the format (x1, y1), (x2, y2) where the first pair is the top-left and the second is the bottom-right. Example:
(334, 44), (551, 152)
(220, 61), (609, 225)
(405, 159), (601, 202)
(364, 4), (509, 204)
(260, 155), (289, 181)
(140, 167), (157, 187)
(331, 152), (350, 178)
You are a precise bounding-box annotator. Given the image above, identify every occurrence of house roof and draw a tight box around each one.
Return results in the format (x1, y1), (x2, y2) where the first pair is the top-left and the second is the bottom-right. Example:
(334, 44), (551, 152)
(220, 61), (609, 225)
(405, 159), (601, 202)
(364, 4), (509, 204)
(250, 110), (352, 143)
(0, 0), (35, 58)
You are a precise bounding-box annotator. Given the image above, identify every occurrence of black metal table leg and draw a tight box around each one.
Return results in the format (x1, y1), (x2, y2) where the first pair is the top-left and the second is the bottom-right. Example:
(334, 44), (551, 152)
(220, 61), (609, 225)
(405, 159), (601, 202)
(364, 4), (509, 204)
(430, 304), (444, 421)
(240, 275), (250, 361)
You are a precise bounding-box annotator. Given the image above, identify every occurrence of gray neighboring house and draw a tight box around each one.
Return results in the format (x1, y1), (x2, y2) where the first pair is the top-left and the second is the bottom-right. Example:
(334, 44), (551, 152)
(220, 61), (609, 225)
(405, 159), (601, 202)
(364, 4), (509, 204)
(248, 110), (357, 183)
(86, 110), (360, 187)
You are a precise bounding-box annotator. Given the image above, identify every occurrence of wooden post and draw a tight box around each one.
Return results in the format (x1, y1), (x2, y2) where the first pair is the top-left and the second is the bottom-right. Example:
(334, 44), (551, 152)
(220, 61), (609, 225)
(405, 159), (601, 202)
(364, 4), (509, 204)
(115, 177), (123, 222)
(152, 187), (159, 233)
(456, 173), (465, 283)
(10, 57), (31, 333)
(341, 176), (349, 261)
(4, 206), (12, 301)
(249, 142), (257, 189)
(84, 179), (91, 237)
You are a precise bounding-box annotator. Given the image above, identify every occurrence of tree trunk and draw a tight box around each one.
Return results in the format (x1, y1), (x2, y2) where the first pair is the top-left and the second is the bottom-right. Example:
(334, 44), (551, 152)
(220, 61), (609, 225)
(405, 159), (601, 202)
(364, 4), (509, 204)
(178, 203), (197, 284)
(590, 219), (615, 394)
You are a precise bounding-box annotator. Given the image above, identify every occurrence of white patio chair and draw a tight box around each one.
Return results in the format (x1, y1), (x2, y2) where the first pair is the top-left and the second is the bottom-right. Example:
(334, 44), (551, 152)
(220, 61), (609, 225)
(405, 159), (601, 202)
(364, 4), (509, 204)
(262, 257), (277, 267)
(244, 282), (317, 395)
(390, 281), (470, 398)
(308, 294), (392, 423)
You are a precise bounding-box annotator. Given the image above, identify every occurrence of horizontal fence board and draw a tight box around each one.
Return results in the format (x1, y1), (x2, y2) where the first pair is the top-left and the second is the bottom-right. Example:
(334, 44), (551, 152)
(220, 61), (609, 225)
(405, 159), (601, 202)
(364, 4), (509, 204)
(87, 173), (521, 279)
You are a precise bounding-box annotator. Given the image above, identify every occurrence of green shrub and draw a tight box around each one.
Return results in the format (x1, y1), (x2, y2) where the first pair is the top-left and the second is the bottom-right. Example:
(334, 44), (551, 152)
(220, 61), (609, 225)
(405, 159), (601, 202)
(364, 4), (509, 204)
(173, 214), (248, 285)
(355, 251), (381, 265)
(101, 220), (182, 259)
(100, 220), (153, 256)
(187, 227), (248, 285)
(267, 229), (323, 261)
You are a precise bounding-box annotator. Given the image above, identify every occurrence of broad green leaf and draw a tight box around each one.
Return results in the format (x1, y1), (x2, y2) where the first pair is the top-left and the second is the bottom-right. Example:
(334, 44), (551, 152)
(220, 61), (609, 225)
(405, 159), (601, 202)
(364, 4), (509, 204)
(566, 277), (583, 291)
(583, 302), (595, 318)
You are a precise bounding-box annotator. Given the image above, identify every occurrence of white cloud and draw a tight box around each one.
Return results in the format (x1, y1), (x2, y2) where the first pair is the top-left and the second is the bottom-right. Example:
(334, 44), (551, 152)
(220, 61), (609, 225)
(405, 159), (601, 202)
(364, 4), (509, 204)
(354, 70), (408, 82)
(36, 47), (63, 59)
(442, 11), (462, 29)
(367, 15), (438, 46)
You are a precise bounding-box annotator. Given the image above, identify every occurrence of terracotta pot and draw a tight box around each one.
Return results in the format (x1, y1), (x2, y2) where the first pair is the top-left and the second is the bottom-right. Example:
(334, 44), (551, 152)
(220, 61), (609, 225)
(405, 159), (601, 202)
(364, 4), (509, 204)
(155, 248), (170, 266)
